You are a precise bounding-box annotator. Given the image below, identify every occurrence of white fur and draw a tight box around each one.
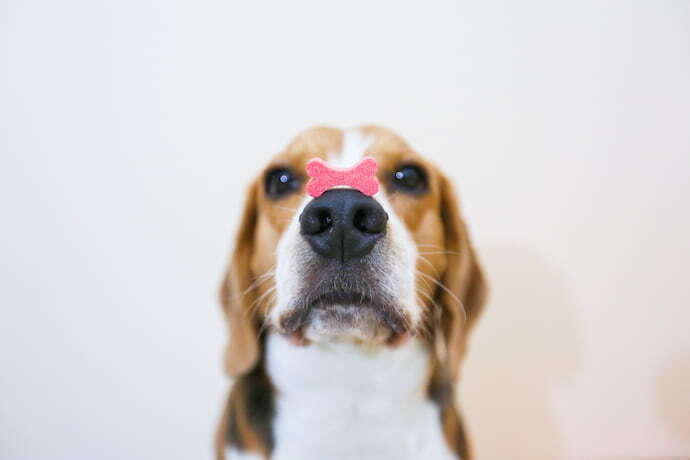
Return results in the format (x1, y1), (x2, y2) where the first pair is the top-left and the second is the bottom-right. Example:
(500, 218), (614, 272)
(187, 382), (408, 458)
(329, 128), (372, 167)
(225, 447), (263, 460)
(271, 195), (311, 328)
(370, 192), (420, 326)
(266, 333), (456, 460)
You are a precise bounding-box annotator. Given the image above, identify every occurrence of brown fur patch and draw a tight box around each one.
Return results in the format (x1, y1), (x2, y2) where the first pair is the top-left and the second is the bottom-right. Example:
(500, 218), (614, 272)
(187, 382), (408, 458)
(441, 404), (471, 460)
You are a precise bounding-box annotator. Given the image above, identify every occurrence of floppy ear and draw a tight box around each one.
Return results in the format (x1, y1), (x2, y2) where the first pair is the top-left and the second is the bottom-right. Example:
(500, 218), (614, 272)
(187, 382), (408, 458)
(219, 180), (261, 377)
(437, 174), (488, 381)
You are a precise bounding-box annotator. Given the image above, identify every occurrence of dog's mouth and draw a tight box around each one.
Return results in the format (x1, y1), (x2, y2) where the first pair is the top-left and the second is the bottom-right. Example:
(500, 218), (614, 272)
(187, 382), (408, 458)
(311, 290), (381, 309)
(278, 288), (411, 347)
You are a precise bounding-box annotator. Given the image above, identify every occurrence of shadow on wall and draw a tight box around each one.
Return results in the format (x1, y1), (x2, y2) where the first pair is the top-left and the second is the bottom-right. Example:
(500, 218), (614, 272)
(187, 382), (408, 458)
(656, 349), (690, 450)
(460, 242), (582, 459)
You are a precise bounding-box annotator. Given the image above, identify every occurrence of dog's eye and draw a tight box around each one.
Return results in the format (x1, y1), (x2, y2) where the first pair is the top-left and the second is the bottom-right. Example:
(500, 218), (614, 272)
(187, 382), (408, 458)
(391, 165), (428, 194)
(265, 168), (301, 199)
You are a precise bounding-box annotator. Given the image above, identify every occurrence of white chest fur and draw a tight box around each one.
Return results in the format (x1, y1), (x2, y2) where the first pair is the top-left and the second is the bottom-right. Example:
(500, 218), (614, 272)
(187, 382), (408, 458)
(264, 333), (456, 460)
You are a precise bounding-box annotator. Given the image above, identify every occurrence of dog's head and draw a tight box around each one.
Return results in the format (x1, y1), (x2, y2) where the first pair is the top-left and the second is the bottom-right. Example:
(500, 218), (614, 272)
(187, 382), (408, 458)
(220, 125), (486, 380)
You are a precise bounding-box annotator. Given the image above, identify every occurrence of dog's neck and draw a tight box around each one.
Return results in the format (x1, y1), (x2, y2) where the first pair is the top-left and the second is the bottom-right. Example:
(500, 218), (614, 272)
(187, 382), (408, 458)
(263, 333), (456, 460)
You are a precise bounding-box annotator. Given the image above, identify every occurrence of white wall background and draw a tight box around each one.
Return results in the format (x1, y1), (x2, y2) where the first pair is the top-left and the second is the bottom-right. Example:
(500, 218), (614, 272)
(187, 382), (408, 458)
(2, 1), (689, 459)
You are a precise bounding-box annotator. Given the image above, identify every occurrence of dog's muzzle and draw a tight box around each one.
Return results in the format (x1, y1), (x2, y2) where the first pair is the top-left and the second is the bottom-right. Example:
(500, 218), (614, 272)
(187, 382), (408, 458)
(274, 188), (414, 346)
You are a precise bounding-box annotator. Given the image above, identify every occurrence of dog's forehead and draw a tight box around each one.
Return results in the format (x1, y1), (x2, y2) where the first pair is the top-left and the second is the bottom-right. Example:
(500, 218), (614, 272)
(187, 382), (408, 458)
(285, 126), (342, 159)
(270, 125), (424, 170)
(271, 126), (341, 170)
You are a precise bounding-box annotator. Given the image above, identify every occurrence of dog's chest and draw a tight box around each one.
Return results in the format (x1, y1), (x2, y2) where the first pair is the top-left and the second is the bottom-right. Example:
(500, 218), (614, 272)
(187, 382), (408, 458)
(265, 334), (456, 460)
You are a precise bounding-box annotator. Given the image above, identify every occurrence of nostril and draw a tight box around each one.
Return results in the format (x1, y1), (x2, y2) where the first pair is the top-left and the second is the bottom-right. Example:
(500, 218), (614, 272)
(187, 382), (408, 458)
(300, 209), (333, 235)
(353, 207), (388, 234)
(319, 211), (333, 232)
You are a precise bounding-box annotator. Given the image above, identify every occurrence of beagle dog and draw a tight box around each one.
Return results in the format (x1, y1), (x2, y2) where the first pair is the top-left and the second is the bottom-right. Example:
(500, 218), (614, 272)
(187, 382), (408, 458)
(216, 126), (487, 460)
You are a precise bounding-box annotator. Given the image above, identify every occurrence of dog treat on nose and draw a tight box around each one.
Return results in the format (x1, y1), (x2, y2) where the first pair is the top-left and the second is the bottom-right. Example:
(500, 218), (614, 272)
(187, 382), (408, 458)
(305, 157), (380, 198)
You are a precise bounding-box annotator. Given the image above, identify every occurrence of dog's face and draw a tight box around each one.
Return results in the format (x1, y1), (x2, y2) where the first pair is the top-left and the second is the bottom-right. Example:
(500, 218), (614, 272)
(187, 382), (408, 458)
(220, 126), (486, 380)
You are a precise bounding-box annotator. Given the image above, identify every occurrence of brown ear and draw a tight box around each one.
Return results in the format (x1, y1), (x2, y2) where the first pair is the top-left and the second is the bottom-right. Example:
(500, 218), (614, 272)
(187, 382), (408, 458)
(219, 180), (261, 377)
(437, 174), (488, 381)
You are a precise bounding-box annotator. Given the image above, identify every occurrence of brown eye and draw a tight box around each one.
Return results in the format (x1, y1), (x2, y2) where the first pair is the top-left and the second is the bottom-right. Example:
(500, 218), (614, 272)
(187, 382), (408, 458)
(265, 168), (301, 199)
(392, 165), (428, 194)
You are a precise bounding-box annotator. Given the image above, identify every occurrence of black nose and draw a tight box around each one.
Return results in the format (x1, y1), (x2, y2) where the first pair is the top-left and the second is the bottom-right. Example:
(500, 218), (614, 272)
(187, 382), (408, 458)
(299, 189), (388, 262)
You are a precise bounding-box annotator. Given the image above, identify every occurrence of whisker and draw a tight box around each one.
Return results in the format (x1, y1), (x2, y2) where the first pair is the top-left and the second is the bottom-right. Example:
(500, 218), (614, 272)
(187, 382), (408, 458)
(224, 267), (276, 303)
(415, 288), (441, 342)
(418, 250), (463, 256)
(416, 254), (440, 278)
(258, 311), (275, 336)
(415, 270), (467, 324)
(416, 287), (440, 312)
(415, 270), (433, 292)
(246, 285), (277, 317)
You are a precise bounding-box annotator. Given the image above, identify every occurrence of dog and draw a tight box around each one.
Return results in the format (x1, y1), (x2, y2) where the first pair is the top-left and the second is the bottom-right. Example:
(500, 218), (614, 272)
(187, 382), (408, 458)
(216, 126), (487, 460)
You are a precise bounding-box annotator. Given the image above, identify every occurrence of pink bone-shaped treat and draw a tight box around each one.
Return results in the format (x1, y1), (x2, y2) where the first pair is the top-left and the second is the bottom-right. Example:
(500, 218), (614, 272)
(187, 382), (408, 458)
(305, 157), (380, 198)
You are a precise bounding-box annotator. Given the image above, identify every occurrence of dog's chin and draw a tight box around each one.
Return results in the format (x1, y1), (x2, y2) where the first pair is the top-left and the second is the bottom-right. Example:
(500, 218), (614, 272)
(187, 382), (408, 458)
(279, 303), (411, 348)
(303, 305), (396, 344)
(276, 285), (413, 348)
